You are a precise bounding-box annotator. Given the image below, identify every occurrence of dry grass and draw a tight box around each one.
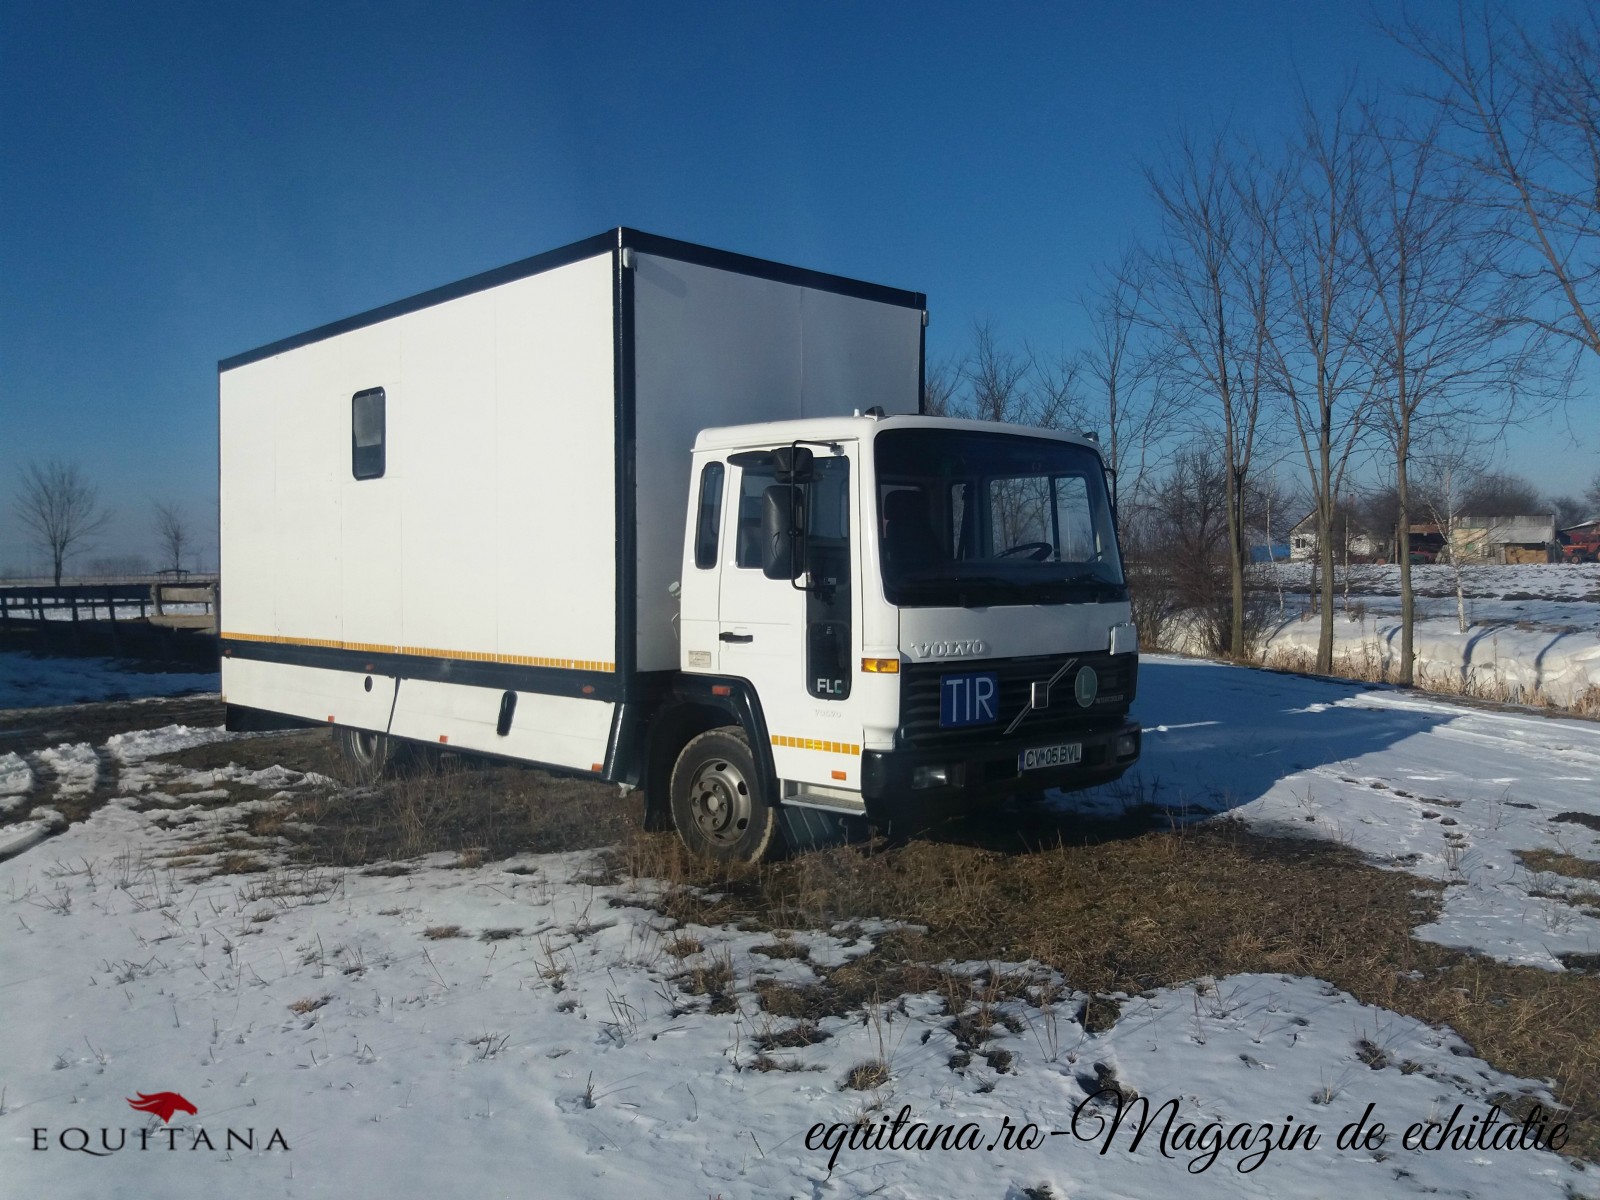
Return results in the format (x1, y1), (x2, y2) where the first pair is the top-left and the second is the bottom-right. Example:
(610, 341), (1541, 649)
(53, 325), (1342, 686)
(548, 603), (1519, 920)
(679, 945), (737, 1013)
(423, 924), (464, 940)
(665, 935), (703, 959)
(843, 1059), (890, 1090)
(1517, 849), (1600, 883)
(230, 753), (633, 868)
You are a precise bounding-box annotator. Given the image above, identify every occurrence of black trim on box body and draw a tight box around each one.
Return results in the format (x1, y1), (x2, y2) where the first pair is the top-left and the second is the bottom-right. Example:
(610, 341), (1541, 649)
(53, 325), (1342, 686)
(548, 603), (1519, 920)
(615, 237), (638, 697)
(918, 308), (927, 415)
(225, 704), (320, 734)
(220, 637), (622, 702)
(219, 228), (926, 373)
(602, 670), (676, 785)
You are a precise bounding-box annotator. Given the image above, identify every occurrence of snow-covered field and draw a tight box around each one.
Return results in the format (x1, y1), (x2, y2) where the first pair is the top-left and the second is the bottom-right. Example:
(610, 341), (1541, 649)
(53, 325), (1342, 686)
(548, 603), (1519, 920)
(1259, 562), (1600, 632)
(0, 651), (218, 708)
(2, 658), (1598, 1197)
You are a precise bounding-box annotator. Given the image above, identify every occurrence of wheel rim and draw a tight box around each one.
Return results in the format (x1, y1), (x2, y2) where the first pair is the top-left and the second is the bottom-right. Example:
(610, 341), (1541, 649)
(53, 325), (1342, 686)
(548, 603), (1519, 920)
(350, 731), (381, 767)
(687, 756), (751, 846)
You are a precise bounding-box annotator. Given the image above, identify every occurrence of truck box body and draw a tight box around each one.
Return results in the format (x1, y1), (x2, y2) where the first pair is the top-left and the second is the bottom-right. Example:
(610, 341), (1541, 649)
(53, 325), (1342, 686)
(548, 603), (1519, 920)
(219, 230), (926, 775)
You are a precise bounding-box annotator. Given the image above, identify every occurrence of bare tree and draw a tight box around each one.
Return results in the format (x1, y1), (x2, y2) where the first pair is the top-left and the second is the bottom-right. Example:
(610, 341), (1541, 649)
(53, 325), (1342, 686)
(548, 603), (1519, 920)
(1392, 3), (1600, 360)
(152, 501), (191, 574)
(1080, 247), (1173, 508)
(1460, 469), (1545, 514)
(923, 358), (959, 417)
(960, 321), (1037, 423)
(933, 320), (1091, 434)
(1415, 444), (1490, 633)
(1141, 130), (1281, 658)
(1549, 492), (1588, 526)
(1585, 470), (1600, 515)
(1258, 93), (1378, 672)
(1352, 105), (1523, 684)
(15, 460), (110, 586)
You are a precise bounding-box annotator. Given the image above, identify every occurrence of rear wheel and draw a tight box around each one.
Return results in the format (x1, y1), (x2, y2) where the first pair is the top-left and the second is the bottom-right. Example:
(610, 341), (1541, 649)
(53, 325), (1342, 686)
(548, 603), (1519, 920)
(334, 727), (410, 783)
(669, 727), (779, 863)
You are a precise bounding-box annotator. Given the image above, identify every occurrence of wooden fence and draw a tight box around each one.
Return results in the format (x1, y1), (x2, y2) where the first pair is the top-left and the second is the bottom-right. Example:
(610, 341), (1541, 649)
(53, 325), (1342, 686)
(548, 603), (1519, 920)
(0, 578), (219, 666)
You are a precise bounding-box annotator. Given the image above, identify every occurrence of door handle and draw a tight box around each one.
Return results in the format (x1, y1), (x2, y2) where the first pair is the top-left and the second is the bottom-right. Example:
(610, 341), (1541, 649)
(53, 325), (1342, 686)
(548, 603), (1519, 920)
(719, 632), (754, 644)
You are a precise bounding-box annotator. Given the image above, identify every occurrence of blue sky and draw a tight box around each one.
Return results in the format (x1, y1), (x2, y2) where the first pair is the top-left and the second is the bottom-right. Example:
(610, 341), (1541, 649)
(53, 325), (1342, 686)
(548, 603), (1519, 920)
(1, 0), (1592, 572)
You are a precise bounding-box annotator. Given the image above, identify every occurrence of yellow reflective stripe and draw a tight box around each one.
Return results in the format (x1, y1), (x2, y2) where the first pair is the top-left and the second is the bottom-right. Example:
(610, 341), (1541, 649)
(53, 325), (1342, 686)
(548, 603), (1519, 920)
(221, 631), (615, 672)
(770, 734), (861, 755)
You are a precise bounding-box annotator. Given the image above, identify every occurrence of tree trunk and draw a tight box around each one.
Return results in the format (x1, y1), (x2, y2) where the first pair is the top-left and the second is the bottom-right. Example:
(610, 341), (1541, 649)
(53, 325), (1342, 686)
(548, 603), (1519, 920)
(1317, 446), (1336, 673)
(1224, 469), (1246, 658)
(1396, 430), (1414, 686)
(1317, 526), (1336, 671)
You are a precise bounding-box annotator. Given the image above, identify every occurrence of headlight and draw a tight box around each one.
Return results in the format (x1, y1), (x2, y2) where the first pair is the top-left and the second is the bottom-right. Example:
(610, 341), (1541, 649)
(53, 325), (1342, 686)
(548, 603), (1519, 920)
(911, 763), (965, 789)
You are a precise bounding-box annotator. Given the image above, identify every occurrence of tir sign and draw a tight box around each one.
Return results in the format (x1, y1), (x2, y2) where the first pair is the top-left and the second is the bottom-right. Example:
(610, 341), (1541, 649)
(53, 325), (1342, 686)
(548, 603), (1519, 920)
(940, 672), (999, 727)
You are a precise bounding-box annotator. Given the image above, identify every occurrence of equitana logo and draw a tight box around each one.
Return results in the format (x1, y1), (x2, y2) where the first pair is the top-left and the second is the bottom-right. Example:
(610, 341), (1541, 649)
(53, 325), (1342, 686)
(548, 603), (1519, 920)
(126, 1093), (198, 1123)
(31, 1088), (290, 1157)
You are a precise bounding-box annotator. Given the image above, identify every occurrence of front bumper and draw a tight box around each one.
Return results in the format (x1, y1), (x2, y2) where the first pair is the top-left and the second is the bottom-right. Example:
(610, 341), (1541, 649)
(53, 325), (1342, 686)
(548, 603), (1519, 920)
(859, 717), (1140, 824)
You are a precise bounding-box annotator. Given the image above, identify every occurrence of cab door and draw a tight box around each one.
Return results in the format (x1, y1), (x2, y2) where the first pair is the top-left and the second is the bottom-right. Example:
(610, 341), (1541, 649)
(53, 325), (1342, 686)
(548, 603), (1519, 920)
(717, 447), (866, 792)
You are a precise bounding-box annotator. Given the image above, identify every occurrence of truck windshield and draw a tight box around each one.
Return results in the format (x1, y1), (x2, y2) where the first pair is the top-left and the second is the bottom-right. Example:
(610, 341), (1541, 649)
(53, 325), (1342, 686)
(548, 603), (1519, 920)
(875, 428), (1124, 607)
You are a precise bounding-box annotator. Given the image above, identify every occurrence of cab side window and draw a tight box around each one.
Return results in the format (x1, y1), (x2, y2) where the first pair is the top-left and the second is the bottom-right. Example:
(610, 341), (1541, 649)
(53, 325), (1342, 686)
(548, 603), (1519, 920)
(694, 462), (725, 568)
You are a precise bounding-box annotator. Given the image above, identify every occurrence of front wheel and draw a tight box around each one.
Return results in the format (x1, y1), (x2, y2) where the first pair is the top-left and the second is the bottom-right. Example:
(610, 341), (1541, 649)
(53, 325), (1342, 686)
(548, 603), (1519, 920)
(669, 727), (779, 863)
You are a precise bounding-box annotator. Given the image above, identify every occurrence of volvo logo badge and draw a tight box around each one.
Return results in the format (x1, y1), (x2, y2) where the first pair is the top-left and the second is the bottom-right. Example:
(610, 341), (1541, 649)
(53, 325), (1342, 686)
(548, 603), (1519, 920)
(908, 640), (987, 659)
(1074, 665), (1099, 707)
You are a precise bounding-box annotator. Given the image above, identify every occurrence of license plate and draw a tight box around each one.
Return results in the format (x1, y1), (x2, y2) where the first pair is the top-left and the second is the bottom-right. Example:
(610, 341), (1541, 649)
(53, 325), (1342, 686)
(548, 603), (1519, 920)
(1018, 742), (1082, 771)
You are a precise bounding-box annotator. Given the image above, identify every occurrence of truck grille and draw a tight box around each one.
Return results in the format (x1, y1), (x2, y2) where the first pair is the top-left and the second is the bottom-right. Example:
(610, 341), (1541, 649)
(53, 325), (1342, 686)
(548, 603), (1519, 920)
(897, 651), (1137, 749)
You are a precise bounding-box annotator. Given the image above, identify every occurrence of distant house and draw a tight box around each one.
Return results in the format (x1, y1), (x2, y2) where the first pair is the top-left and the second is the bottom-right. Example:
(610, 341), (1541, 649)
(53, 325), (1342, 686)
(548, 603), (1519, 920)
(1287, 512), (1383, 562)
(1449, 514), (1556, 564)
(1407, 522), (1445, 563)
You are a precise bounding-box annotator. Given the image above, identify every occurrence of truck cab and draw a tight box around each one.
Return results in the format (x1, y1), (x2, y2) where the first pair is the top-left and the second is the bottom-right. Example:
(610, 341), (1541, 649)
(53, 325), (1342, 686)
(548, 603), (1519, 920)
(664, 410), (1140, 859)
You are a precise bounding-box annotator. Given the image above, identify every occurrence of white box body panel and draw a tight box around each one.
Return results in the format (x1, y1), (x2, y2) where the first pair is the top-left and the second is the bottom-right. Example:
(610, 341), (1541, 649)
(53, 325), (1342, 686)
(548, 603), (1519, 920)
(221, 251), (620, 769)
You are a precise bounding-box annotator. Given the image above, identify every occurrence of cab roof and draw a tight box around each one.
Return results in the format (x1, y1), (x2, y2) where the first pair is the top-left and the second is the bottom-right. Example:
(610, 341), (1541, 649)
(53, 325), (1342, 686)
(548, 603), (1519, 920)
(691, 412), (1104, 456)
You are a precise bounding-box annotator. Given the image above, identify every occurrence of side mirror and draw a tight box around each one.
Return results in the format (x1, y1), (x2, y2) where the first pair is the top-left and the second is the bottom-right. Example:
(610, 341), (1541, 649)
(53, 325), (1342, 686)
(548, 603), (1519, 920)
(760, 485), (803, 580)
(773, 444), (814, 483)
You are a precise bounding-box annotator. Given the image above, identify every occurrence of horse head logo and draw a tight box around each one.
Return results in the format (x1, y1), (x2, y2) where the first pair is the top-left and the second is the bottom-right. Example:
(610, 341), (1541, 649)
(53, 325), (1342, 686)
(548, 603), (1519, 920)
(126, 1092), (197, 1123)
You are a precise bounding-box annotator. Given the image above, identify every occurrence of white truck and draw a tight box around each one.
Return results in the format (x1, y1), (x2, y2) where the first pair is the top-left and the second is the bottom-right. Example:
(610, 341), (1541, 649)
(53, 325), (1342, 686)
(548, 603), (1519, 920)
(218, 228), (1140, 860)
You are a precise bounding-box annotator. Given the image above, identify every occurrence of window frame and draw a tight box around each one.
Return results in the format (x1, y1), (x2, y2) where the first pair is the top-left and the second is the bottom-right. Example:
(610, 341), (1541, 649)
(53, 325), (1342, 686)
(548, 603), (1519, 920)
(352, 387), (386, 480)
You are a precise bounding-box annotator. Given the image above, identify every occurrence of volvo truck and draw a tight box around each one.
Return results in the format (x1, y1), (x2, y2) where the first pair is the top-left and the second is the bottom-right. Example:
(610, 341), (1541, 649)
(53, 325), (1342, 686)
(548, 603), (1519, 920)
(218, 228), (1140, 861)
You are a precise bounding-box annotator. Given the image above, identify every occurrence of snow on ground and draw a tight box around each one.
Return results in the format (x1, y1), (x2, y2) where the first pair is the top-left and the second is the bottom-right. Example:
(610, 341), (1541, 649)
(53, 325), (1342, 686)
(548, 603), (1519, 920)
(0, 751), (32, 811)
(1077, 656), (1600, 971)
(1, 667), (1598, 1197)
(33, 742), (99, 797)
(0, 651), (218, 708)
(1262, 561), (1600, 603)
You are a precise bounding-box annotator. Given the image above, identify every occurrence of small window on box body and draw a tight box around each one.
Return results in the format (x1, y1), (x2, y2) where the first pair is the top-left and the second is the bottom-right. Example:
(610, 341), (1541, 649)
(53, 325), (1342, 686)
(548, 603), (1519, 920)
(352, 387), (386, 479)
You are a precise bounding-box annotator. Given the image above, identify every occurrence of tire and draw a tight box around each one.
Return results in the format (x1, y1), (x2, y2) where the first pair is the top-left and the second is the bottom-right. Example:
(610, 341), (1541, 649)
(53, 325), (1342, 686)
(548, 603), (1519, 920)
(669, 727), (779, 863)
(334, 726), (410, 784)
